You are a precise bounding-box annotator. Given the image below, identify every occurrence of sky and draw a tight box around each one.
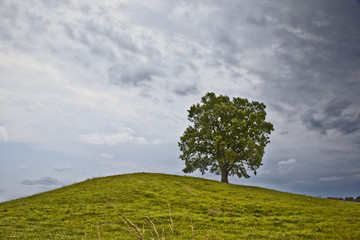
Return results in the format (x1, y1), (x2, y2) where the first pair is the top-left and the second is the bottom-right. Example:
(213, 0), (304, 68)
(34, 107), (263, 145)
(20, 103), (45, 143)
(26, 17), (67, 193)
(1, 0), (360, 202)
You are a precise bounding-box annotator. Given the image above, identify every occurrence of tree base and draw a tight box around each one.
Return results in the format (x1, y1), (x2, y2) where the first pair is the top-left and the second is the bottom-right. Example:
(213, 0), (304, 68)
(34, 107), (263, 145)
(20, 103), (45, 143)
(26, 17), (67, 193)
(221, 173), (229, 183)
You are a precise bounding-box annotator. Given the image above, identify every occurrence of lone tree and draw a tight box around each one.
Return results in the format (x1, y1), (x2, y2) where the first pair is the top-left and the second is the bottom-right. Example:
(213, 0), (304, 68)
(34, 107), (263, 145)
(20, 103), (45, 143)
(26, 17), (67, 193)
(179, 92), (274, 183)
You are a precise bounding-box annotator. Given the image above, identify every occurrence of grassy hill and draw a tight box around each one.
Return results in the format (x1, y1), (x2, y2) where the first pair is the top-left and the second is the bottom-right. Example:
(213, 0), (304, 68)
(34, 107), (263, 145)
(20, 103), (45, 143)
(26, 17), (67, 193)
(0, 173), (359, 239)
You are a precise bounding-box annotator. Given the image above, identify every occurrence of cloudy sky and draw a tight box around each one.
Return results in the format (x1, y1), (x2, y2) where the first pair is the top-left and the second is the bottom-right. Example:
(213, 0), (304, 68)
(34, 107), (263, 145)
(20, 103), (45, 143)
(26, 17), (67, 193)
(1, 0), (360, 202)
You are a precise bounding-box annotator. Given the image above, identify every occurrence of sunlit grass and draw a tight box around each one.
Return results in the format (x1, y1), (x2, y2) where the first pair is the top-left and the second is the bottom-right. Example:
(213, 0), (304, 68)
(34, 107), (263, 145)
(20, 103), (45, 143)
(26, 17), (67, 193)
(0, 173), (359, 239)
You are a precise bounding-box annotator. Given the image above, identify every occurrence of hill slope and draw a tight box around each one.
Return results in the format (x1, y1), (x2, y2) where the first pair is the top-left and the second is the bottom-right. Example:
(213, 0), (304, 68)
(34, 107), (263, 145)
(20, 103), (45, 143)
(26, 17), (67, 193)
(0, 173), (359, 239)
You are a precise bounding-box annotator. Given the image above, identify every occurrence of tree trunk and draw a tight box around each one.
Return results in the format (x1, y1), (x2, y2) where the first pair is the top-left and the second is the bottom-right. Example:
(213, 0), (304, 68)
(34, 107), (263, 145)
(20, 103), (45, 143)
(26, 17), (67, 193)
(221, 170), (229, 183)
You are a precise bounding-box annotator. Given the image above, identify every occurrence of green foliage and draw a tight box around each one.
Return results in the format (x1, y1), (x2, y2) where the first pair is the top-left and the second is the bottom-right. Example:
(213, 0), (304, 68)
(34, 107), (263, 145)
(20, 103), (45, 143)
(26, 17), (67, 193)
(179, 92), (274, 182)
(0, 173), (359, 239)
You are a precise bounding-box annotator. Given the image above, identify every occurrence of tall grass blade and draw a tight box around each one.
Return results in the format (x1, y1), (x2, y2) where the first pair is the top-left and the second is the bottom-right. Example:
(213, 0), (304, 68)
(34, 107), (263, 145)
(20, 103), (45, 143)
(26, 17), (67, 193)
(146, 216), (160, 240)
(96, 224), (101, 240)
(191, 219), (194, 240)
(120, 216), (144, 240)
(168, 204), (174, 239)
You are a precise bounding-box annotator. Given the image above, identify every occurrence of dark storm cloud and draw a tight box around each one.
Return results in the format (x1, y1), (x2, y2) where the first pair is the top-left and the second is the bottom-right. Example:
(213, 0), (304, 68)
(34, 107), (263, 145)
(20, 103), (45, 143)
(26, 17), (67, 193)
(0, 1), (53, 50)
(21, 176), (62, 186)
(251, 1), (360, 128)
(324, 99), (351, 118)
(52, 165), (71, 172)
(0, 25), (12, 41)
(249, 150), (360, 197)
(0, 2), (17, 41)
(108, 63), (161, 86)
(212, 29), (242, 67)
(24, 7), (52, 35)
(303, 99), (360, 135)
(173, 84), (199, 96)
(38, 0), (70, 8)
(91, 45), (116, 62)
(62, 23), (76, 40)
(85, 19), (139, 54)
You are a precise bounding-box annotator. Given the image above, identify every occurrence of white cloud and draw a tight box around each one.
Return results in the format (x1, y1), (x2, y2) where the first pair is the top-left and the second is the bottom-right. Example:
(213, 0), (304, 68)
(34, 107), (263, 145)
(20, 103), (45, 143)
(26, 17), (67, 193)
(100, 153), (113, 159)
(78, 130), (147, 146)
(53, 164), (71, 172)
(278, 158), (297, 166)
(0, 126), (7, 141)
(152, 138), (168, 145)
(19, 165), (28, 170)
(21, 176), (62, 186)
(318, 176), (344, 182)
(350, 174), (360, 181)
(349, 168), (360, 173)
(278, 159), (297, 173)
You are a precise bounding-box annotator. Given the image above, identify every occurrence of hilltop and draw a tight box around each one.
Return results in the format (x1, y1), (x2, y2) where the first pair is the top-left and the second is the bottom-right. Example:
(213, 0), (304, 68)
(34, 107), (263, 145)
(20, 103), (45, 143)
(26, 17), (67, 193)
(0, 173), (359, 239)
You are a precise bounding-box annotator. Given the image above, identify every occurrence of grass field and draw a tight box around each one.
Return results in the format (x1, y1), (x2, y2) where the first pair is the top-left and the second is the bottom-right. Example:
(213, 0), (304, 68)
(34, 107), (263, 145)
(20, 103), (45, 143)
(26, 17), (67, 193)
(0, 173), (359, 239)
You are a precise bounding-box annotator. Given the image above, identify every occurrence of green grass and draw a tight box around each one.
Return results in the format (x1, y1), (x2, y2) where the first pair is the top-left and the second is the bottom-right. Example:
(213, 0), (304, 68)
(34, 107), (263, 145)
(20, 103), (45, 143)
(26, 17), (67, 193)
(0, 173), (359, 239)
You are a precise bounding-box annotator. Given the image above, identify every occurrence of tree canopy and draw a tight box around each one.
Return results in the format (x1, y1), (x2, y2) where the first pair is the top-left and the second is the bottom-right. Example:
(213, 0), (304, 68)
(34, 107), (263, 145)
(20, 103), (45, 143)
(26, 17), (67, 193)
(179, 92), (274, 183)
